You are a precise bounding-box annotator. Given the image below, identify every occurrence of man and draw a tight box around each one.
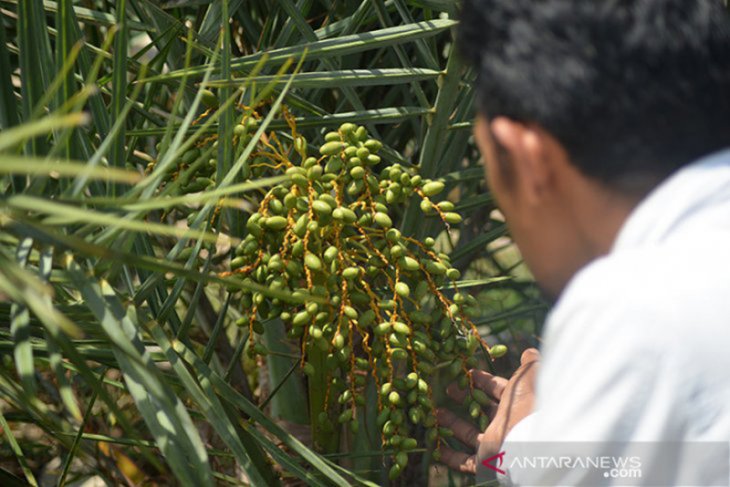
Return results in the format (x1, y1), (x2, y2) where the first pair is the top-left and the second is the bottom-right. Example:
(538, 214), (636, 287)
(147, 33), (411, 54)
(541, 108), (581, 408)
(438, 0), (730, 484)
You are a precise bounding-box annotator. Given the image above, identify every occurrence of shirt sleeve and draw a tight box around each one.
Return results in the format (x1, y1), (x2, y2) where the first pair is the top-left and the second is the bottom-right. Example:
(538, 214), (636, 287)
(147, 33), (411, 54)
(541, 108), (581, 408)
(477, 261), (689, 486)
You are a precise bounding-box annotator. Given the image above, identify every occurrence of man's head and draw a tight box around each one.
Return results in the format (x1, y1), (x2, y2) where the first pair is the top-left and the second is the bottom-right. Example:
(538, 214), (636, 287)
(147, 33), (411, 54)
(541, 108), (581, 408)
(459, 0), (730, 295)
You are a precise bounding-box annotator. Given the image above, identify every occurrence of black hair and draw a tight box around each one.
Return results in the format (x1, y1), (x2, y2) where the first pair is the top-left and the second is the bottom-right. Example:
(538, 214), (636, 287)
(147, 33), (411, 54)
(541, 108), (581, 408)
(459, 0), (730, 195)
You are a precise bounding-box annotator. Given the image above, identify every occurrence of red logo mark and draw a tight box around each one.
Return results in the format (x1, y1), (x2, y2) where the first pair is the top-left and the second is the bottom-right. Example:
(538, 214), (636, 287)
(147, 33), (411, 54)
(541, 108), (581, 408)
(482, 451), (506, 475)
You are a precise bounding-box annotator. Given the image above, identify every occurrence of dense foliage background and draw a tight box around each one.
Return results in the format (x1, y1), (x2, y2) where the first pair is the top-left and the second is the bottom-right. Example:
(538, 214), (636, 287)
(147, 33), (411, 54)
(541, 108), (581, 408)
(0, 1), (546, 485)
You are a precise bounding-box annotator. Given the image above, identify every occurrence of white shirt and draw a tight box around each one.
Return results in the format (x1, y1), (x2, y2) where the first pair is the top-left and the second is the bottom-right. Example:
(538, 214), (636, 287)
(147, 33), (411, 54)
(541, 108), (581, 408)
(488, 151), (730, 486)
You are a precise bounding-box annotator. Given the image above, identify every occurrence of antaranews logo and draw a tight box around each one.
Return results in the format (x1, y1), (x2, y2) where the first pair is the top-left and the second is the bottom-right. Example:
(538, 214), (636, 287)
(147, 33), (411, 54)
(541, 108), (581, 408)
(478, 442), (729, 486)
(482, 451), (506, 475)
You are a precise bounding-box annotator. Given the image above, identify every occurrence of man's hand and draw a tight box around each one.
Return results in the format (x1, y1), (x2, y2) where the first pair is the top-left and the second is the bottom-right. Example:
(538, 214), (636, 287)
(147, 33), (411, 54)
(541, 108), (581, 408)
(436, 348), (540, 474)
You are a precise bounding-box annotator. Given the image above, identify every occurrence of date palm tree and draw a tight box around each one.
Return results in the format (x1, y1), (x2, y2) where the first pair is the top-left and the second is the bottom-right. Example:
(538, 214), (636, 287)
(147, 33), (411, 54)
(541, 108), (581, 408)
(0, 1), (544, 485)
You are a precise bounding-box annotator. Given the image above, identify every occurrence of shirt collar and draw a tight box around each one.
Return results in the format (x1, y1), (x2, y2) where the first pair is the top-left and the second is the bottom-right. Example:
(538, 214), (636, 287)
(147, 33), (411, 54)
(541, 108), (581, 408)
(612, 148), (730, 252)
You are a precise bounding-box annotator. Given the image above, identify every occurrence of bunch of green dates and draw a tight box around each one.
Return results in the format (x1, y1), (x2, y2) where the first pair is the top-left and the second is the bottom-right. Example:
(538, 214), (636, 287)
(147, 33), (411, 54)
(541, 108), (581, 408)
(229, 122), (504, 479)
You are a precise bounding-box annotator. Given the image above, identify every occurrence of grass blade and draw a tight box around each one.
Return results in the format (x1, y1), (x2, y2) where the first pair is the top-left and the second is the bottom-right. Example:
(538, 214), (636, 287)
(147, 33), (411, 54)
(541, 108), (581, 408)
(142, 19), (457, 82)
(205, 67), (440, 89)
(65, 259), (213, 486)
(109, 0), (128, 184)
(0, 18), (19, 130)
(9, 237), (36, 396)
(0, 409), (38, 487)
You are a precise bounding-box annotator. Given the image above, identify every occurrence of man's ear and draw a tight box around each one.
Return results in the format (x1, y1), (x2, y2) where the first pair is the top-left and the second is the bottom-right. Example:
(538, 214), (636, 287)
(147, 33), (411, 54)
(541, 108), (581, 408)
(491, 117), (553, 206)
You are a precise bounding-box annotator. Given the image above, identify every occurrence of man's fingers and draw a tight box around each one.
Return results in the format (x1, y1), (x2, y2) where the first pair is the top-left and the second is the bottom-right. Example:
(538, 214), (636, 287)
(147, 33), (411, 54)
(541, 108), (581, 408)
(447, 349), (540, 403)
(521, 347), (540, 365)
(435, 409), (483, 448)
(438, 445), (478, 474)
(446, 370), (508, 404)
(487, 402), (499, 420)
(471, 369), (509, 401)
(445, 382), (470, 403)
